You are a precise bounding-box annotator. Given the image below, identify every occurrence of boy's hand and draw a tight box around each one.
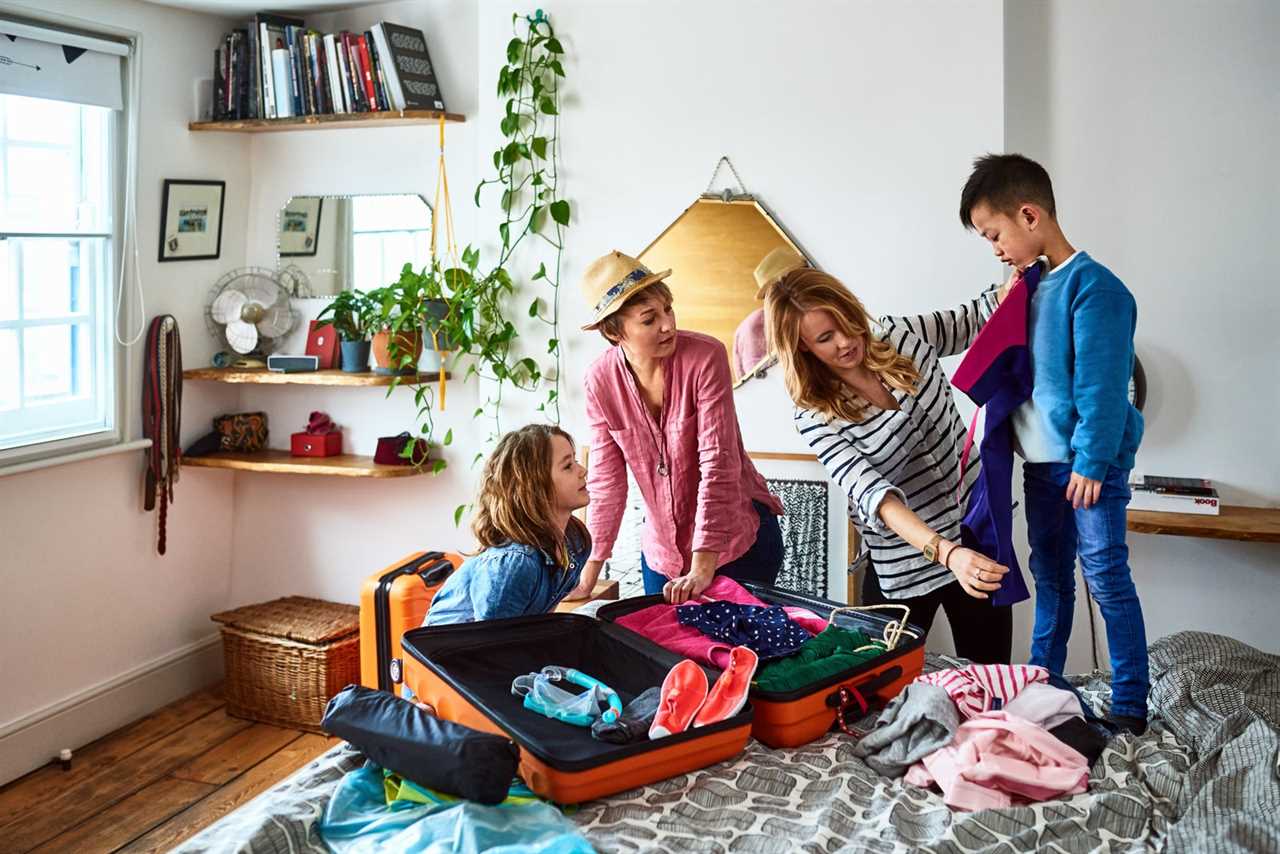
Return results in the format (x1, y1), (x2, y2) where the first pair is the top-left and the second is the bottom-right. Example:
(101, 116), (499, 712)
(1066, 473), (1102, 509)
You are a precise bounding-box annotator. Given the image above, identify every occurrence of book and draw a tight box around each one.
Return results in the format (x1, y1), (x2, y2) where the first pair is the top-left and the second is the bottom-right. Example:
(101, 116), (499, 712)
(323, 33), (346, 113)
(365, 30), (390, 111)
(373, 22), (446, 111)
(355, 34), (378, 110)
(256, 13), (303, 119)
(1139, 475), (1216, 497)
(1129, 476), (1221, 515)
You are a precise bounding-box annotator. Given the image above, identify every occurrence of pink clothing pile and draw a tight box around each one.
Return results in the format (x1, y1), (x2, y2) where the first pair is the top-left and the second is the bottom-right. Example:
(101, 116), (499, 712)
(916, 663), (1049, 718)
(614, 576), (826, 669)
(903, 711), (1090, 811)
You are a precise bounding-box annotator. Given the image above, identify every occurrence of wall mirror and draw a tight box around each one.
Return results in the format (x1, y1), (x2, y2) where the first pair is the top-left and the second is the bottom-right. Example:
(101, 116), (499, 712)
(638, 195), (811, 386)
(275, 193), (432, 295)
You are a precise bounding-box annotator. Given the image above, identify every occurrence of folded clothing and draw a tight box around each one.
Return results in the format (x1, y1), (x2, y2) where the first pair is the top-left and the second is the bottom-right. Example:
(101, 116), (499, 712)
(591, 686), (660, 744)
(915, 663), (1050, 719)
(754, 625), (884, 693)
(904, 710), (1090, 811)
(852, 682), (959, 778)
(1002, 682), (1085, 730)
(675, 602), (811, 661)
(321, 685), (518, 805)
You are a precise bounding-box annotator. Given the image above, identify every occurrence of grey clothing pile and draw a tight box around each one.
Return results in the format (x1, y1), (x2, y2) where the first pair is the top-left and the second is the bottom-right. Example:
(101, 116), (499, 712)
(853, 682), (959, 777)
(591, 687), (661, 744)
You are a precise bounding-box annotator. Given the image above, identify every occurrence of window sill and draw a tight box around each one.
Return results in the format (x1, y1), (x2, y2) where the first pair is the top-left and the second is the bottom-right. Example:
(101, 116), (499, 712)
(0, 438), (152, 478)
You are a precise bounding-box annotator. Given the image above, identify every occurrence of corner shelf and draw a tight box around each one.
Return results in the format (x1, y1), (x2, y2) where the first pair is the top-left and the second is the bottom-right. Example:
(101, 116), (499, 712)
(1126, 505), (1280, 543)
(183, 368), (446, 386)
(189, 109), (464, 133)
(182, 450), (430, 478)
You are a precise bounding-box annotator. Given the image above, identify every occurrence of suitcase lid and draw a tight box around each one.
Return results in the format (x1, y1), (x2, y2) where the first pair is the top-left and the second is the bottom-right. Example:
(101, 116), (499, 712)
(402, 613), (753, 774)
(596, 583), (926, 703)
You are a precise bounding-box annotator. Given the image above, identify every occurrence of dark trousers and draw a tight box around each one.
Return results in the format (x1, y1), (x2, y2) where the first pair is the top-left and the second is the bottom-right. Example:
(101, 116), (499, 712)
(641, 500), (784, 595)
(862, 563), (1013, 664)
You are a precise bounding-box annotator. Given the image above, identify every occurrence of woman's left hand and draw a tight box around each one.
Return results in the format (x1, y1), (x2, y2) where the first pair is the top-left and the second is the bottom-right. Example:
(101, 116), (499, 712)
(664, 567), (715, 605)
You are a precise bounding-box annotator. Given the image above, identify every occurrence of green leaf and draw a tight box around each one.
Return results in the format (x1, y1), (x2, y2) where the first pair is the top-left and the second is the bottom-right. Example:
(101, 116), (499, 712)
(532, 262), (547, 280)
(500, 189), (514, 212)
(506, 38), (523, 64)
(550, 59), (565, 77)
(443, 428), (453, 446)
(472, 452), (484, 467)
(502, 142), (519, 165)
(499, 114), (517, 137)
(549, 200), (570, 226)
(473, 407), (484, 418)
(498, 221), (510, 246)
(473, 181), (484, 207)
(531, 136), (548, 159)
(528, 297), (540, 318)
(530, 205), (546, 233)
(431, 458), (447, 475)
(546, 37), (564, 54)
(453, 504), (466, 526)
(547, 337), (558, 353)
(492, 150), (501, 170)
(539, 96), (557, 115)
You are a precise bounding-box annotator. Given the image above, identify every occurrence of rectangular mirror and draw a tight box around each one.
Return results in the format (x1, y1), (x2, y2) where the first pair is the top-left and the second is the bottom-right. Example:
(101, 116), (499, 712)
(275, 193), (432, 295)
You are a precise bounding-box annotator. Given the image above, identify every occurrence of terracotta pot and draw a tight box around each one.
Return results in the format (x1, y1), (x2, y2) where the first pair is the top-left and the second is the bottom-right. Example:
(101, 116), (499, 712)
(372, 329), (424, 376)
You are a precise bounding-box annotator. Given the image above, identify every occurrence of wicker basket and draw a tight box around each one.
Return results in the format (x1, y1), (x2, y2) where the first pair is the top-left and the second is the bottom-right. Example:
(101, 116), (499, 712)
(210, 596), (360, 732)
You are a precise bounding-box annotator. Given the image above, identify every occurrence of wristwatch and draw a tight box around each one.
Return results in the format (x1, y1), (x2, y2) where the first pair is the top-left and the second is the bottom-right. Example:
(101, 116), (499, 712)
(922, 532), (943, 563)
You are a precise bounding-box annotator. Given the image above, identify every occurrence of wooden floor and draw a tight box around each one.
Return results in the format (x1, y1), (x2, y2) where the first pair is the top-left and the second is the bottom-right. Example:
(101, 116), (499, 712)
(0, 684), (338, 853)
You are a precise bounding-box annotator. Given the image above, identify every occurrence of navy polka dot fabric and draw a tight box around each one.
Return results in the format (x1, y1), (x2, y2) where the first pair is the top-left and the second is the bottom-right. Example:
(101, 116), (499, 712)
(674, 602), (811, 661)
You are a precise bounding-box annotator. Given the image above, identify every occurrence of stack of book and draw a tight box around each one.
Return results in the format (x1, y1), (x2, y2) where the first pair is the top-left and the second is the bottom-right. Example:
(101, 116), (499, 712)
(213, 14), (447, 122)
(1128, 475), (1221, 515)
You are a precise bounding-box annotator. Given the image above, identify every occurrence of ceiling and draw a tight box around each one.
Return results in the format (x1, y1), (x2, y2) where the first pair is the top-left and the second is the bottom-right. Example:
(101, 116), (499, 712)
(139, 1), (381, 19)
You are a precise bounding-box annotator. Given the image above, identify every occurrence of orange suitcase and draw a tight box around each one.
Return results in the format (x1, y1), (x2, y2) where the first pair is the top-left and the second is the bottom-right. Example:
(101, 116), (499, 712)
(598, 584), (926, 749)
(401, 613), (754, 804)
(359, 550), (462, 694)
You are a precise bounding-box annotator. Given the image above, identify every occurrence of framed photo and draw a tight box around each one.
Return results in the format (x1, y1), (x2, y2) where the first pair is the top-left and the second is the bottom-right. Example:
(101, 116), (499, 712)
(278, 197), (324, 257)
(158, 179), (225, 262)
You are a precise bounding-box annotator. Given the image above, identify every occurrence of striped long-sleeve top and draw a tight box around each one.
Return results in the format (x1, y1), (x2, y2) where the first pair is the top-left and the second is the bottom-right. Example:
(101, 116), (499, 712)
(794, 285), (1001, 599)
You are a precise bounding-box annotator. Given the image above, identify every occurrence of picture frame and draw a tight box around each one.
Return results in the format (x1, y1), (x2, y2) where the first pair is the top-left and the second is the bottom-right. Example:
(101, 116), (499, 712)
(278, 196), (324, 257)
(158, 179), (226, 262)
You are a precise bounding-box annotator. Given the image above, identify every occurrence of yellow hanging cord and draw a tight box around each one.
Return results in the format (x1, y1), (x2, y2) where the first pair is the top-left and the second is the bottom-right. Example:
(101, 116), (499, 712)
(430, 114), (460, 411)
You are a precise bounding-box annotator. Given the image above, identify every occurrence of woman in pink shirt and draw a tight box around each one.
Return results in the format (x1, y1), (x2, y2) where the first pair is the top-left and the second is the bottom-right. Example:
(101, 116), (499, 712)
(568, 251), (784, 605)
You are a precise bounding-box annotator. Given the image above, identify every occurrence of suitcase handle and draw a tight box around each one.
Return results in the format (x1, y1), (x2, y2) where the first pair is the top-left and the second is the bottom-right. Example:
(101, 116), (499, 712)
(824, 665), (903, 735)
(421, 560), (454, 586)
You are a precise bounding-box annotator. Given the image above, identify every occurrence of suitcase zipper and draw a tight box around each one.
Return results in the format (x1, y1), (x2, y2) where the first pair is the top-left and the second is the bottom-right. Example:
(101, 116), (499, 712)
(374, 551), (449, 692)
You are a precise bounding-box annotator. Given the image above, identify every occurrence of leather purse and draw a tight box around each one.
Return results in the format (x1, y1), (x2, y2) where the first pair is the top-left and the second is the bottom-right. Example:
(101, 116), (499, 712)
(214, 411), (269, 452)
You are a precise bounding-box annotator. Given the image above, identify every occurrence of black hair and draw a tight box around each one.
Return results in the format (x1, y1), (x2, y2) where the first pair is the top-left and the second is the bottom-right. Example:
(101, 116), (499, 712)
(959, 153), (1056, 229)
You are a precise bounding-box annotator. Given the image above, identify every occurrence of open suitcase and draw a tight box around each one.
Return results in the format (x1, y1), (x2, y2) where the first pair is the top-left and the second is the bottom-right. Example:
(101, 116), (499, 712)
(400, 613), (754, 804)
(359, 550), (462, 694)
(597, 583), (926, 749)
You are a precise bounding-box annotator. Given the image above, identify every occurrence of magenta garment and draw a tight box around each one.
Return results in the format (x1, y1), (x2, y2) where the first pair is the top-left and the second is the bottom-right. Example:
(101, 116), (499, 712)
(584, 330), (783, 579)
(904, 711), (1090, 811)
(614, 576), (826, 668)
(732, 308), (767, 378)
(915, 664), (1050, 719)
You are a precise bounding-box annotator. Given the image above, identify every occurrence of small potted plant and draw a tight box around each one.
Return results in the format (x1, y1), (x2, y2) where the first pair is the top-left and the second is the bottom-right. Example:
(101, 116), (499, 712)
(370, 262), (453, 376)
(315, 289), (376, 373)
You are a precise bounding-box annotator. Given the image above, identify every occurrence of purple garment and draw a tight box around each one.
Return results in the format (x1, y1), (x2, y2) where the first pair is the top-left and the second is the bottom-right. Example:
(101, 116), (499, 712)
(951, 261), (1047, 606)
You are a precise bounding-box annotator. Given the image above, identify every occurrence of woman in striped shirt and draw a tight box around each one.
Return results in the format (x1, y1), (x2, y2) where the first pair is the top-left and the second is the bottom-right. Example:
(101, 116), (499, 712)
(762, 261), (1014, 664)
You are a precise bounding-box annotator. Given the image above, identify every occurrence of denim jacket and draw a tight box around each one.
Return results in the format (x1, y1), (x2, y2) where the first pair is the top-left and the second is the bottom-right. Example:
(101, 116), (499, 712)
(425, 533), (588, 626)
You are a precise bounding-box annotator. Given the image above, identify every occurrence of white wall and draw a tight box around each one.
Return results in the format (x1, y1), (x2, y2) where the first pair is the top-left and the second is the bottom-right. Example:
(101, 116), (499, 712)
(0, 0), (246, 782)
(1005, 0), (1280, 663)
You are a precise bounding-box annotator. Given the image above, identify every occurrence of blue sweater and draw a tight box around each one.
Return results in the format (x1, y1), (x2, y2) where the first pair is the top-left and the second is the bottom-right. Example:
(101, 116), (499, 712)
(425, 533), (587, 626)
(1010, 251), (1144, 480)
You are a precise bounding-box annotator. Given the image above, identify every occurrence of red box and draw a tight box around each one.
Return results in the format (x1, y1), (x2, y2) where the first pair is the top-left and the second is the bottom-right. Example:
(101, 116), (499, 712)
(291, 431), (342, 457)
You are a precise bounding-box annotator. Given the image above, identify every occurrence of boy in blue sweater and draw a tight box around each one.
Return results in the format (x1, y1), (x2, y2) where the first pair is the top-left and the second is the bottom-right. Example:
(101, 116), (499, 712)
(960, 154), (1148, 733)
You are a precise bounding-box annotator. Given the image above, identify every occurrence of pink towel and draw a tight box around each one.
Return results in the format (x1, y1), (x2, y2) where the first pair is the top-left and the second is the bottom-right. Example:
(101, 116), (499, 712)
(904, 711), (1090, 811)
(614, 576), (827, 668)
(915, 664), (1049, 719)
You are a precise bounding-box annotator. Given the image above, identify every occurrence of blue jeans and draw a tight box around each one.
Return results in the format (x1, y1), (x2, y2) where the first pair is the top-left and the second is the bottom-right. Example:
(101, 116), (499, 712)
(1024, 463), (1149, 719)
(641, 500), (784, 595)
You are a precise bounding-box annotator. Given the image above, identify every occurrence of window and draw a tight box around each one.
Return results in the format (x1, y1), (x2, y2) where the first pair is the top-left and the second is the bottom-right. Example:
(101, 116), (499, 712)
(350, 194), (432, 291)
(0, 94), (115, 452)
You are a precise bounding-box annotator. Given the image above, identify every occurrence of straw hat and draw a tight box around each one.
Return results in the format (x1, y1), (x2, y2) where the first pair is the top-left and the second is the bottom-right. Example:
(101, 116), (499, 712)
(753, 246), (808, 299)
(579, 250), (672, 330)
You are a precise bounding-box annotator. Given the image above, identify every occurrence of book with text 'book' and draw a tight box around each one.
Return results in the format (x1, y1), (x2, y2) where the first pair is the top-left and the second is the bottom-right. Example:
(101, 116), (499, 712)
(1129, 475), (1221, 515)
(371, 22), (446, 111)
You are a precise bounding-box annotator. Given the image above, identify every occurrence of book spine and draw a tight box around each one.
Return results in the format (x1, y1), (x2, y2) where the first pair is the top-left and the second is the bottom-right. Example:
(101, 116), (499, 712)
(346, 34), (367, 112)
(323, 34), (345, 113)
(259, 23), (276, 119)
(271, 47), (294, 117)
(356, 34), (378, 110)
(371, 24), (406, 111)
(364, 31), (386, 111)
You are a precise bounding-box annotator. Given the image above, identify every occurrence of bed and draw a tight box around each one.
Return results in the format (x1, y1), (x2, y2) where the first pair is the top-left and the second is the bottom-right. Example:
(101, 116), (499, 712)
(170, 631), (1280, 853)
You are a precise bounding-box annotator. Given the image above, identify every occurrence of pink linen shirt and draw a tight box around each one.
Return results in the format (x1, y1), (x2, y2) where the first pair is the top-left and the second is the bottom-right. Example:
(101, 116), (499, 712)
(584, 330), (783, 579)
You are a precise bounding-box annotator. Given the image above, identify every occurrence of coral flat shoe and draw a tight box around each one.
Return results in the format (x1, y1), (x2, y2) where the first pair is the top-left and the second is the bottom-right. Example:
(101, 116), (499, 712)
(648, 659), (708, 739)
(693, 645), (758, 727)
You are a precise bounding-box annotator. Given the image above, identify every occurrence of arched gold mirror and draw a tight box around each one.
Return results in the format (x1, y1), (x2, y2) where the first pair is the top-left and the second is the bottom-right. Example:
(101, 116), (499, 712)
(638, 193), (811, 386)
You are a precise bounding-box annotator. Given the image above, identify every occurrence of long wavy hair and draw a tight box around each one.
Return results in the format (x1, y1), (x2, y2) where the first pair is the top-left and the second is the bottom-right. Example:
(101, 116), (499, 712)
(763, 268), (920, 423)
(471, 423), (590, 571)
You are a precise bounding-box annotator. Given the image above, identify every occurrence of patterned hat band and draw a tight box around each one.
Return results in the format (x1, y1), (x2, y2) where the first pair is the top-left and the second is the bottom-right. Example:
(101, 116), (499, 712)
(593, 266), (655, 316)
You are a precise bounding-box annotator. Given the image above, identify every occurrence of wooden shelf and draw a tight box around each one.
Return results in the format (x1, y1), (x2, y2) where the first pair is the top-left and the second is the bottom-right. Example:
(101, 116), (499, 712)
(182, 450), (430, 478)
(1126, 505), (1280, 543)
(189, 109), (464, 133)
(183, 367), (445, 386)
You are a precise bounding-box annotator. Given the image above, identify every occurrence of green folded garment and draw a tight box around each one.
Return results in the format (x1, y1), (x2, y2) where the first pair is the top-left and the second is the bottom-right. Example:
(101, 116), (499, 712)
(754, 625), (886, 693)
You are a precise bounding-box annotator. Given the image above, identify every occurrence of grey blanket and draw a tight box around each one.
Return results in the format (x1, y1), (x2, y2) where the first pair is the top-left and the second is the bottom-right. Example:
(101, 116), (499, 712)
(172, 634), (1280, 853)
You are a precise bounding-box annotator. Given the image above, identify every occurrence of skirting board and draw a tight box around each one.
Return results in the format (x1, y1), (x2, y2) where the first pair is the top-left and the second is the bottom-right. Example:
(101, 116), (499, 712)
(0, 633), (224, 785)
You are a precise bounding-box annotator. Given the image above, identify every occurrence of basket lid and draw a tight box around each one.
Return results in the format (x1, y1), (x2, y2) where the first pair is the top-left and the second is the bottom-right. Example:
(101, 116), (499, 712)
(211, 596), (359, 644)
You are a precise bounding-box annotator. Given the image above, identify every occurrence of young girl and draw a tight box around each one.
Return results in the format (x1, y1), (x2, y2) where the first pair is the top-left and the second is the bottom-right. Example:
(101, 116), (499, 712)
(425, 424), (592, 625)
(762, 254), (1016, 664)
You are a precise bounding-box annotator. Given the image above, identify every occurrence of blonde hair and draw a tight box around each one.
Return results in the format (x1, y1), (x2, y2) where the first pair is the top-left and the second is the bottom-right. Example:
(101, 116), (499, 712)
(763, 268), (919, 423)
(471, 423), (590, 570)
